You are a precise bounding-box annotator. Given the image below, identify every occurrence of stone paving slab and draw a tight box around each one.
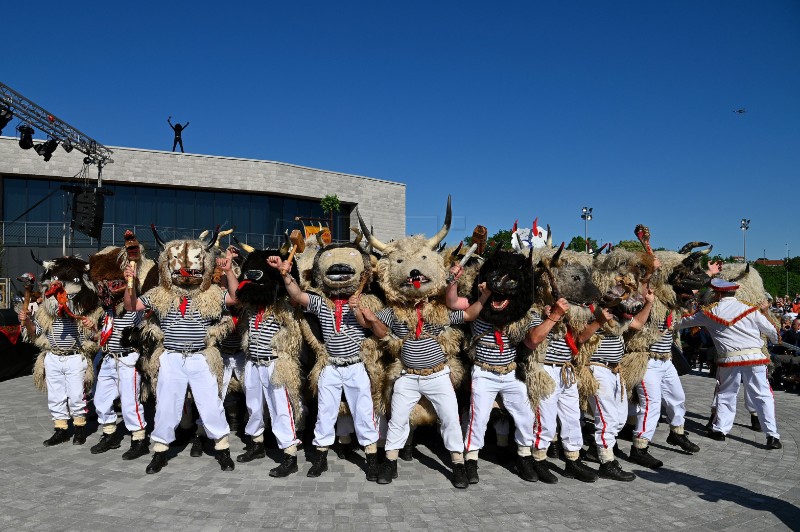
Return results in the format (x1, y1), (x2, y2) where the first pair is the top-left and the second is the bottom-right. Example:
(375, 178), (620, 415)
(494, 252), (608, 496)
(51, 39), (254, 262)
(0, 370), (798, 531)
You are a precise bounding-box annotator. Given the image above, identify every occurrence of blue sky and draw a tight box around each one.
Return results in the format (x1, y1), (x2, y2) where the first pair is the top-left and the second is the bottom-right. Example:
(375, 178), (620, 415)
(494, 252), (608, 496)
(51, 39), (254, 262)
(4, 1), (799, 258)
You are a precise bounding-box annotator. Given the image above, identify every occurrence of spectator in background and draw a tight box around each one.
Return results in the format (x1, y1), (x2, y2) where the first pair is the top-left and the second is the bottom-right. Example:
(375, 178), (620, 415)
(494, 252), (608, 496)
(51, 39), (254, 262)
(781, 319), (800, 350)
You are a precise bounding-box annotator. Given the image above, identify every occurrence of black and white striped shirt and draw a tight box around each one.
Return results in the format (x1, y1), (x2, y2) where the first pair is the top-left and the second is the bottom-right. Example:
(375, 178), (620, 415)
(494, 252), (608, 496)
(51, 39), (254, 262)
(35, 316), (84, 351)
(139, 292), (226, 352)
(100, 309), (143, 354)
(591, 332), (625, 364)
(305, 294), (365, 361)
(649, 315), (673, 354)
(377, 307), (464, 369)
(471, 318), (536, 367)
(219, 328), (243, 353)
(530, 312), (575, 363)
(246, 309), (281, 360)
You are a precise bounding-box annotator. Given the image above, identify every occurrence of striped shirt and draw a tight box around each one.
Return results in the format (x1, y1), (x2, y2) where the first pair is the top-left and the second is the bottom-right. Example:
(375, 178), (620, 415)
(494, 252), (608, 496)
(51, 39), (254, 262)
(377, 307), (464, 369)
(471, 318), (536, 366)
(139, 292), (227, 352)
(305, 294), (365, 361)
(531, 312), (575, 363)
(100, 309), (143, 353)
(34, 316), (84, 351)
(591, 332), (625, 364)
(649, 314), (673, 354)
(246, 309), (281, 360)
(219, 328), (243, 353)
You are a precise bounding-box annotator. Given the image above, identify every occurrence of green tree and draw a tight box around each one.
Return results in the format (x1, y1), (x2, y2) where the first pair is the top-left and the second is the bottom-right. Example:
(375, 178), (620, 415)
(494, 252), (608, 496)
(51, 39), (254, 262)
(567, 235), (598, 252)
(486, 229), (513, 250)
(615, 239), (644, 252)
(320, 194), (341, 214)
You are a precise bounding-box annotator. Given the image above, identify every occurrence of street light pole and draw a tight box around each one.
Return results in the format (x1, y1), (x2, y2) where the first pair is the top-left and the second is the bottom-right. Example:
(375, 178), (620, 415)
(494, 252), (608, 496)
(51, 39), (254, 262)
(740, 218), (750, 263)
(787, 244), (790, 297)
(581, 207), (593, 254)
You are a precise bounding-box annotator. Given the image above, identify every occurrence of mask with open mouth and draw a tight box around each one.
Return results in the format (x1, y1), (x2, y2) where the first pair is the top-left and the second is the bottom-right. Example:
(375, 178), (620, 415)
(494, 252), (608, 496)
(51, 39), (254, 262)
(236, 249), (294, 306)
(310, 243), (371, 298)
(472, 250), (534, 327)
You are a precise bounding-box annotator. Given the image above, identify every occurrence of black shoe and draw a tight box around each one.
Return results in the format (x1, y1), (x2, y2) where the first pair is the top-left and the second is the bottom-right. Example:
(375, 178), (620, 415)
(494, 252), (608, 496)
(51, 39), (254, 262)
(582, 443), (600, 463)
(531, 459), (558, 484)
(465, 459), (480, 484)
(122, 439), (150, 460)
(43, 428), (70, 447)
(546, 441), (559, 459)
(72, 425), (87, 446)
(628, 445), (663, 469)
(451, 463), (469, 489)
(90, 433), (121, 454)
(237, 441), (266, 463)
(365, 452), (380, 482)
(307, 450), (329, 477)
(269, 453), (298, 477)
(515, 455), (538, 482)
(666, 432), (700, 454)
(766, 436), (782, 450)
(335, 441), (352, 460)
(564, 459), (598, 483)
(189, 434), (206, 457)
(751, 414), (761, 432)
(706, 429), (726, 441)
(377, 459), (398, 485)
(399, 442), (414, 462)
(215, 449), (235, 471)
(599, 460), (636, 482)
(146, 451), (168, 474)
(618, 424), (634, 441)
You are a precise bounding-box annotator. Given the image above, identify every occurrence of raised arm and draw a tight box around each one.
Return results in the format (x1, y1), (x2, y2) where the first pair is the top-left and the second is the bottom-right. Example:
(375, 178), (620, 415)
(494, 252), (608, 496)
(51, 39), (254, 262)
(217, 254), (239, 306)
(182, 122), (190, 129)
(445, 264), (469, 310)
(349, 296), (389, 338)
(462, 282), (491, 321)
(267, 256), (309, 308)
(123, 263), (147, 311)
(17, 309), (35, 338)
(525, 298), (569, 349)
(576, 308), (613, 344)
(629, 288), (655, 331)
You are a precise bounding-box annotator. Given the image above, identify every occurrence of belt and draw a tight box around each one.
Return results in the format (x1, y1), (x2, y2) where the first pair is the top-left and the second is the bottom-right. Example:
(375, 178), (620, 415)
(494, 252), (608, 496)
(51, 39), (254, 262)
(104, 349), (136, 358)
(541, 361), (577, 386)
(402, 361), (447, 376)
(329, 355), (363, 367)
(167, 345), (205, 355)
(49, 350), (79, 356)
(590, 360), (619, 370)
(648, 352), (672, 361)
(249, 356), (278, 366)
(475, 360), (517, 375)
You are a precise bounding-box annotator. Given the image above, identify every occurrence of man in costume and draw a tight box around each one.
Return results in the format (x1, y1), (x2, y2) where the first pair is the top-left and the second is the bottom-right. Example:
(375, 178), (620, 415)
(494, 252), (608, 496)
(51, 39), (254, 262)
(124, 227), (239, 473)
(677, 278), (781, 448)
(19, 254), (103, 446)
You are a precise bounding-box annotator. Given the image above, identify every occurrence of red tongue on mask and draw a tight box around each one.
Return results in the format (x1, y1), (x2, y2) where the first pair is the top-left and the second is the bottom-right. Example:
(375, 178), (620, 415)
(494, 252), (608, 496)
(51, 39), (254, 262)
(180, 268), (191, 277)
(237, 280), (252, 292)
(413, 279), (421, 289)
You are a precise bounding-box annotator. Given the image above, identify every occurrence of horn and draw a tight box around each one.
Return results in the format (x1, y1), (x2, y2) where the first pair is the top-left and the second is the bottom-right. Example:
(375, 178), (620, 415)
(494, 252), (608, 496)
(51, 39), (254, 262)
(199, 229), (209, 240)
(232, 236), (255, 254)
(424, 195), (452, 250)
(532, 217), (539, 236)
(700, 246), (712, 256)
(450, 242), (464, 259)
(745, 263), (750, 274)
(546, 224), (552, 248)
(678, 241), (709, 254)
(731, 263), (750, 282)
(150, 224), (166, 251)
(592, 243), (609, 257)
(349, 227), (363, 246)
(490, 241), (503, 261)
(217, 227), (235, 248)
(316, 231), (326, 248)
(512, 219), (518, 233)
(30, 250), (44, 266)
(205, 225), (220, 251)
(551, 242), (565, 265)
(279, 231), (291, 255)
(356, 207), (387, 252)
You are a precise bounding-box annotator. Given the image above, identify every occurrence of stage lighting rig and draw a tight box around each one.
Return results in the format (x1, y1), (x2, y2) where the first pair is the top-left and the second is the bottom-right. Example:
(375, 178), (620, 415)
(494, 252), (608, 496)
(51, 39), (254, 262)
(17, 124), (34, 149)
(0, 105), (12, 134)
(34, 138), (59, 161)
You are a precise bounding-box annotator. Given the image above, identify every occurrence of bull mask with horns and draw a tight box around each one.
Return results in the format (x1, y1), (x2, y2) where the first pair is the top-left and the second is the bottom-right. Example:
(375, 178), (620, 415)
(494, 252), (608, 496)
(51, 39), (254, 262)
(151, 224), (219, 291)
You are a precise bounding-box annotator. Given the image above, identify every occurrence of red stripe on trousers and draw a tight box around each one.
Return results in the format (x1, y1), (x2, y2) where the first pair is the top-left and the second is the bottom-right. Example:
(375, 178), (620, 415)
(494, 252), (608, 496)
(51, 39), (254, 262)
(595, 396), (608, 448)
(534, 407), (543, 448)
(637, 381), (650, 439)
(465, 382), (476, 451)
(285, 388), (297, 439)
(133, 369), (144, 429)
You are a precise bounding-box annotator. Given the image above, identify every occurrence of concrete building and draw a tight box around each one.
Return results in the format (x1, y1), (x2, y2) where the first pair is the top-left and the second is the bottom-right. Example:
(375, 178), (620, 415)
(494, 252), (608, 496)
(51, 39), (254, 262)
(0, 136), (405, 302)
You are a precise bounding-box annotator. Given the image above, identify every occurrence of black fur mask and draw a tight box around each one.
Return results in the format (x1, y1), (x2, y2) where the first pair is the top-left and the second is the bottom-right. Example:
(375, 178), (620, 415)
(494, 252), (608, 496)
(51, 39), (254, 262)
(471, 250), (533, 327)
(236, 249), (296, 307)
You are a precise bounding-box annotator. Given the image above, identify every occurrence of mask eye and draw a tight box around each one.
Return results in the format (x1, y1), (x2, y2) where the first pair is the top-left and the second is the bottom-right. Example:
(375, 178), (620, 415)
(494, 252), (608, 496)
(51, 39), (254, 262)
(73, 277), (80, 283)
(52, 276), (59, 281)
(396, 259), (403, 264)
(245, 270), (264, 281)
(572, 275), (580, 281)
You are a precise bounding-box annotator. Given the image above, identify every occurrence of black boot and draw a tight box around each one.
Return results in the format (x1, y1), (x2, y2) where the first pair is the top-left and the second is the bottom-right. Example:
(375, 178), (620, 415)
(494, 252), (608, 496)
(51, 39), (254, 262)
(564, 458), (598, 483)
(377, 459), (398, 485)
(582, 443), (600, 463)
(750, 414), (761, 432)
(365, 452), (380, 482)
(90, 432), (121, 454)
(43, 428), (70, 447)
(706, 429), (725, 441)
(307, 449), (329, 477)
(399, 441), (414, 461)
(546, 441), (559, 459)
(451, 463), (469, 489)
(269, 453), (298, 477)
(705, 408), (717, 430)
(598, 460), (636, 481)
(618, 423), (634, 441)
(72, 425), (87, 445)
(766, 436), (782, 450)
(531, 459), (559, 484)
(629, 445), (663, 469)
(215, 449), (235, 471)
(146, 451), (168, 474)
(335, 440), (352, 459)
(122, 438), (150, 460)
(465, 459), (480, 484)
(237, 441), (266, 463)
(515, 456), (538, 482)
(666, 431), (700, 453)
(189, 434), (206, 457)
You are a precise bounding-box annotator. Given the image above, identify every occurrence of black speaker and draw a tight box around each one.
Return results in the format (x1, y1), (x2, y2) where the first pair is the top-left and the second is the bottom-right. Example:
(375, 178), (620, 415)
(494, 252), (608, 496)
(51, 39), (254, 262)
(71, 190), (105, 238)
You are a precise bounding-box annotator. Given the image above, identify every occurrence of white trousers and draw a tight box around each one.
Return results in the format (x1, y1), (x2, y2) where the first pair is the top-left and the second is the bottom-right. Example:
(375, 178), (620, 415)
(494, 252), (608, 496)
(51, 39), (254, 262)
(243, 359), (301, 449)
(221, 351), (246, 397)
(711, 376), (757, 414)
(713, 364), (779, 438)
(533, 364), (583, 452)
(635, 359), (686, 441)
(588, 365), (627, 450)
(94, 352), (146, 432)
(151, 351), (230, 445)
(45, 353), (88, 420)
(314, 363), (379, 447)
(464, 366), (535, 451)
(385, 368), (463, 453)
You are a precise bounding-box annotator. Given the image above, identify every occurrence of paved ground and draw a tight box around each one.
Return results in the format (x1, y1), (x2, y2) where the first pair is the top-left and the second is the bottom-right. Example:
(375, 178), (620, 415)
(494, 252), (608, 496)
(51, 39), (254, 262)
(0, 369), (798, 532)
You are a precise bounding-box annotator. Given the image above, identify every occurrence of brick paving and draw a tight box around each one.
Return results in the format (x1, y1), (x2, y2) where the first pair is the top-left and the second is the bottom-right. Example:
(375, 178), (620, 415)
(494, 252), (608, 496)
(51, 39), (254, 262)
(0, 370), (798, 531)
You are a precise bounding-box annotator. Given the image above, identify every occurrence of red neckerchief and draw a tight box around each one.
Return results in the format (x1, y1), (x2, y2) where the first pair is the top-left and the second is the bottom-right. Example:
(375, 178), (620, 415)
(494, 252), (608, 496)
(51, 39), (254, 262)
(99, 312), (114, 347)
(415, 302), (424, 339)
(179, 296), (189, 317)
(333, 298), (348, 332)
(665, 312), (673, 329)
(494, 330), (505, 354)
(564, 325), (579, 356)
(254, 305), (266, 329)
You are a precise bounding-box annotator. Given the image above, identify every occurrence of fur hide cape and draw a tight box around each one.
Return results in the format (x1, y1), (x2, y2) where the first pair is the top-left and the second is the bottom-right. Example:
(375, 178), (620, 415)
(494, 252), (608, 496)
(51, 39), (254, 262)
(380, 300), (465, 426)
(300, 292), (388, 415)
(240, 299), (304, 422)
(620, 295), (676, 392)
(30, 304), (104, 393)
(139, 283), (232, 398)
